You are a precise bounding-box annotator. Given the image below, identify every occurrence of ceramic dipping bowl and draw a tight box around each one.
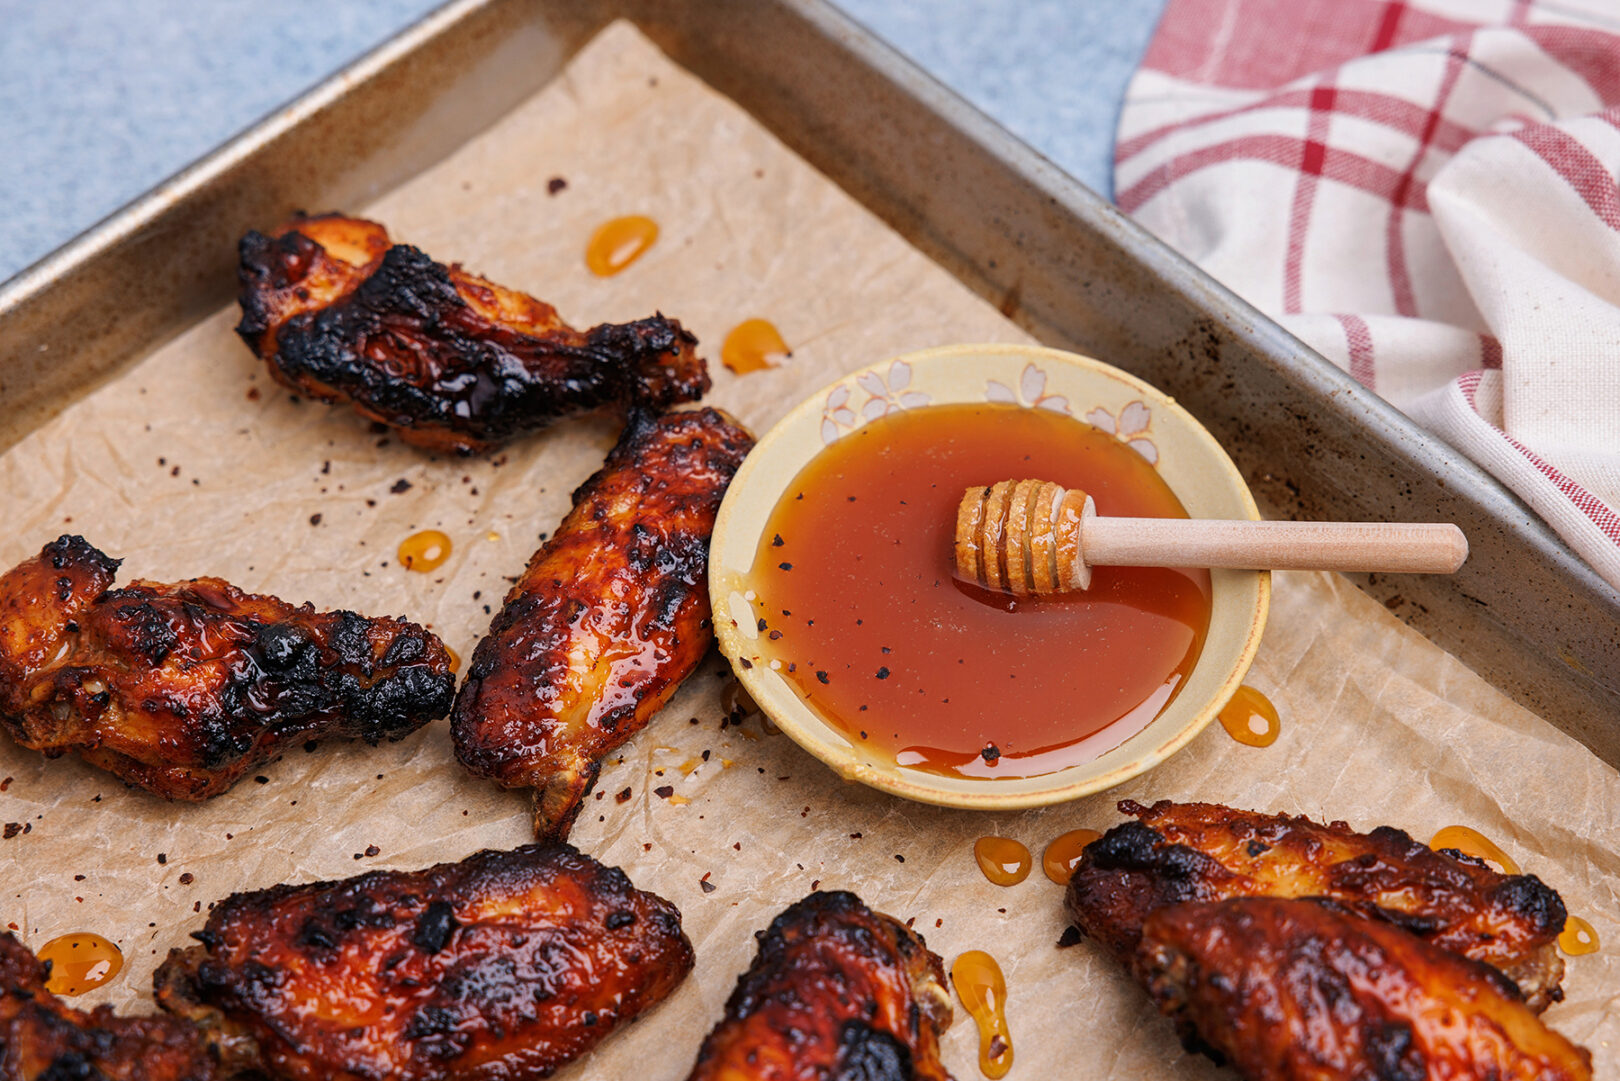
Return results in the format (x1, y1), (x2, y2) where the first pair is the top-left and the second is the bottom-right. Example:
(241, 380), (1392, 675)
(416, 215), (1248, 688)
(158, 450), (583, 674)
(709, 343), (1269, 810)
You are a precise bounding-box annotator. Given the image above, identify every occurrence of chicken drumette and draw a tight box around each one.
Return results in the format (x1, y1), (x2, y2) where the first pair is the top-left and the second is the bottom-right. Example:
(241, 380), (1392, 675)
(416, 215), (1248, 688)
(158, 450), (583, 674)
(0, 535), (453, 799)
(237, 214), (710, 453)
(452, 407), (753, 840)
(686, 891), (954, 1081)
(155, 842), (693, 1081)
(1134, 897), (1591, 1081)
(0, 932), (216, 1081)
(1066, 799), (1568, 1010)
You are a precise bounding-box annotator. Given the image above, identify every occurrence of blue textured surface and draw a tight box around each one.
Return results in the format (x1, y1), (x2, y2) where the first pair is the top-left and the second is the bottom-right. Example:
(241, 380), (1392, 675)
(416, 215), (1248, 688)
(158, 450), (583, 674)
(0, 0), (1166, 283)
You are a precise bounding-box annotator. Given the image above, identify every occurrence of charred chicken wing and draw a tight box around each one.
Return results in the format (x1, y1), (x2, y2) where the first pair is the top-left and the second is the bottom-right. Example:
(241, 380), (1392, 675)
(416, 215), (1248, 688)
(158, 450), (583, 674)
(687, 891), (954, 1081)
(0, 932), (216, 1081)
(237, 213), (710, 453)
(452, 407), (754, 840)
(0, 535), (454, 800)
(1133, 898), (1591, 1081)
(1067, 799), (1568, 1009)
(154, 842), (693, 1081)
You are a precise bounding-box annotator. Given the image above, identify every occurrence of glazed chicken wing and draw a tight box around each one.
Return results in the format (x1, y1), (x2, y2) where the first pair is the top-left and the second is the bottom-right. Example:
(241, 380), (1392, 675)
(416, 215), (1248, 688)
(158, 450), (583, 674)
(687, 891), (954, 1081)
(1134, 898), (1591, 1081)
(0, 932), (216, 1081)
(237, 213), (710, 453)
(1066, 799), (1567, 1009)
(154, 842), (693, 1081)
(0, 535), (454, 799)
(451, 407), (754, 839)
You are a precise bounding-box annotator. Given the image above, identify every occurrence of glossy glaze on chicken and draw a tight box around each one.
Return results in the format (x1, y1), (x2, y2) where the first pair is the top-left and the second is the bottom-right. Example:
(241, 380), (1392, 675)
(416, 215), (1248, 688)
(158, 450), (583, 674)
(687, 891), (954, 1081)
(0, 932), (216, 1081)
(237, 214), (710, 453)
(452, 407), (754, 839)
(1135, 898), (1591, 1081)
(1066, 799), (1567, 1010)
(0, 535), (453, 799)
(154, 842), (693, 1081)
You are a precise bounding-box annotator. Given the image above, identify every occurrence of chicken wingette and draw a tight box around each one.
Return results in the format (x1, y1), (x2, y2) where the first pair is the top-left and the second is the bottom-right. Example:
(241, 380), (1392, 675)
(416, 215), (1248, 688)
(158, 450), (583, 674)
(451, 407), (753, 839)
(0, 535), (453, 800)
(237, 213), (710, 453)
(686, 891), (954, 1081)
(1134, 898), (1591, 1081)
(0, 932), (217, 1081)
(1066, 799), (1567, 1010)
(154, 843), (693, 1081)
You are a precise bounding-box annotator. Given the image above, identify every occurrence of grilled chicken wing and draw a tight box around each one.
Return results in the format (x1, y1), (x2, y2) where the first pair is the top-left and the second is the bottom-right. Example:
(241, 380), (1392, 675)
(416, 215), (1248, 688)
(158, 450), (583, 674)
(687, 891), (954, 1081)
(1134, 898), (1591, 1081)
(0, 535), (453, 800)
(154, 842), (693, 1081)
(237, 213), (710, 453)
(0, 932), (216, 1081)
(452, 407), (753, 840)
(1066, 800), (1567, 1010)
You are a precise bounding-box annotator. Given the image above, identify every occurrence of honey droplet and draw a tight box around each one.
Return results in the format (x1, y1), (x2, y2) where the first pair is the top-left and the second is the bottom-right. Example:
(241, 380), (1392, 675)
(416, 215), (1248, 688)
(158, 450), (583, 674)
(1559, 915), (1600, 956)
(668, 794), (692, 806)
(1042, 828), (1102, 885)
(951, 950), (1013, 1079)
(38, 933), (123, 996)
(1429, 825), (1521, 875)
(1218, 684), (1279, 747)
(398, 529), (452, 573)
(973, 836), (1032, 887)
(679, 757), (703, 776)
(586, 215), (658, 276)
(721, 318), (791, 374)
(445, 645), (461, 673)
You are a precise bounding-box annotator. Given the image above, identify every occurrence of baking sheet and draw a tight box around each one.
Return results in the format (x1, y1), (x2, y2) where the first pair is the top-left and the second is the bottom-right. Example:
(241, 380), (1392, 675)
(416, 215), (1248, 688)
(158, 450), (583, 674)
(0, 21), (1614, 1078)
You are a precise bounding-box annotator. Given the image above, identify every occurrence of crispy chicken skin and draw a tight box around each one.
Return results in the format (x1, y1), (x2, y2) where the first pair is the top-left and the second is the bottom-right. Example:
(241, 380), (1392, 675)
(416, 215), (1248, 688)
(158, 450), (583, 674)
(0, 932), (217, 1081)
(237, 213), (710, 453)
(687, 891), (954, 1081)
(154, 843), (693, 1081)
(451, 407), (754, 840)
(1066, 799), (1567, 1010)
(1134, 898), (1592, 1081)
(0, 535), (453, 800)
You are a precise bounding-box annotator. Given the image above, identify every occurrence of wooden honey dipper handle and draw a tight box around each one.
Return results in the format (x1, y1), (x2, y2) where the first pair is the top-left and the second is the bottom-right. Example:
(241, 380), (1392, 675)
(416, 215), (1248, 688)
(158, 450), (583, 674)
(955, 480), (1468, 594)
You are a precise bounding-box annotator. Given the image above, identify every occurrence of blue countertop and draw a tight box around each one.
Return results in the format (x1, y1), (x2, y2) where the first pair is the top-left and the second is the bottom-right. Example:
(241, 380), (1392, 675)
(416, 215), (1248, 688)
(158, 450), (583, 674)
(0, 0), (1166, 282)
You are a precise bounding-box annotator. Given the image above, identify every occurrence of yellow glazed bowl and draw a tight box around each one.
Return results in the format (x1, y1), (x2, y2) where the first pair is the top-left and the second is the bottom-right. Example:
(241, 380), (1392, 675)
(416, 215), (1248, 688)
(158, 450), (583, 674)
(709, 343), (1270, 810)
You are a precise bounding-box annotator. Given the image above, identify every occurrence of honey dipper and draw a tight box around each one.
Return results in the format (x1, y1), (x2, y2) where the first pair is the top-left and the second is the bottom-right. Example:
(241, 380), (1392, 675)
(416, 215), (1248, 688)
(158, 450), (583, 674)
(955, 480), (1468, 593)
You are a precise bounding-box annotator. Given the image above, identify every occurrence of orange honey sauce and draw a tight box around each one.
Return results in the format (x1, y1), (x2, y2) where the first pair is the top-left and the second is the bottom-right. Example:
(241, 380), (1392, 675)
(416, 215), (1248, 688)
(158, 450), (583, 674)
(38, 933), (123, 995)
(585, 215), (658, 276)
(1218, 685), (1280, 747)
(750, 403), (1211, 779)
(722, 318), (791, 374)
(973, 836), (1032, 886)
(398, 529), (452, 573)
(952, 950), (1014, 1079)
(1042, 828), (1102, 885)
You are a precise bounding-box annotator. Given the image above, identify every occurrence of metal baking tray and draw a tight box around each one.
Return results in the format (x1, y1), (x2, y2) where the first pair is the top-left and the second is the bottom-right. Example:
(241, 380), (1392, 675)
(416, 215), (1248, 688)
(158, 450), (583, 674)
(2, 0), (1616, 763)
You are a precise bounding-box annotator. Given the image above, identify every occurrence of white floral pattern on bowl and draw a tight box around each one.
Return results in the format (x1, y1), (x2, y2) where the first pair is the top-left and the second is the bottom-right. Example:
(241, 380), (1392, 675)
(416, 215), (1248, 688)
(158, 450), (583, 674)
(986, 362), (1072, 414)
(820, 360), (931, 444)
(1085, 400), (1158, 464)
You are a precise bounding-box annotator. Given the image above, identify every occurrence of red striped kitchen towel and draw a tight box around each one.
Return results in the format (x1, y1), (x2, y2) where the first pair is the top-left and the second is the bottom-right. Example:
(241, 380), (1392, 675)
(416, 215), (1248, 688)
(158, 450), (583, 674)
(1116, 0), (1620, 590)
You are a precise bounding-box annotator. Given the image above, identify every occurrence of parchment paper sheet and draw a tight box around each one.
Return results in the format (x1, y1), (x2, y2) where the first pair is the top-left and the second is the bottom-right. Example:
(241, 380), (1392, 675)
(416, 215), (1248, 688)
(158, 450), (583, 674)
(1, 22), (1614, 1079)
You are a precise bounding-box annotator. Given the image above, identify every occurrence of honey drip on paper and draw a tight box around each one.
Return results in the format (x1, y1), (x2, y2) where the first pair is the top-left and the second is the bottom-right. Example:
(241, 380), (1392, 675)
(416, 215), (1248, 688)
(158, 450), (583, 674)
(1429, 825), (1520, 874)
(586, 216), (658, 276)
(1042, 828), (1102, 885)
(951, 950), (1013, 1079)
(39, 933), (123, 996)
(973, 837), (1031, 887)
(721, 319), (791, 374)
(445, 645), (461, 673)
(1559, 916), (1600, 956)
(1218, 685), (1279, 747)
(398, 530), (451, 573)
